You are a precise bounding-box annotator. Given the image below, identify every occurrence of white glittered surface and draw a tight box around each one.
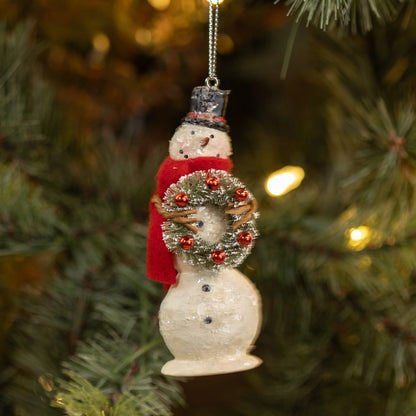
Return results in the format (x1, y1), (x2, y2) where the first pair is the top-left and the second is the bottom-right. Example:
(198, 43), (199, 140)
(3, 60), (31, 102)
(159, 258), (262, 376)
(159, 120), (261, 377)
(194, 205), (226, 245)
(169, 123), (232, 160)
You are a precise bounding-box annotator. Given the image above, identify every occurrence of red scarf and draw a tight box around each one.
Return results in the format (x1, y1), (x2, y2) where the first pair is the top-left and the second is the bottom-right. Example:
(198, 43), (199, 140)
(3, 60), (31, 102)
(146, 156), (233, 285)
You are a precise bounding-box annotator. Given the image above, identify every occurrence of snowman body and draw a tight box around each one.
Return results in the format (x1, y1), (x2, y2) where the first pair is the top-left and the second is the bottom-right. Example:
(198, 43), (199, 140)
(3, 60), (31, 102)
(159, 257), (262, 376)
(148, 86), (262, 376)
(159, 202), (262, 376)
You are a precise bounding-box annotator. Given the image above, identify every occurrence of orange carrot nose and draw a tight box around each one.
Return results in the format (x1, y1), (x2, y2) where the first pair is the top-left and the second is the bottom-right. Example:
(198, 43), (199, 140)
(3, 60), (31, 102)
(201, 137), (210, 147)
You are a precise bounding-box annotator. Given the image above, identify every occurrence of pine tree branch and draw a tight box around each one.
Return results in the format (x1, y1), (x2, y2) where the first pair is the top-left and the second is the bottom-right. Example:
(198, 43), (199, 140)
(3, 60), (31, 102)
(275, 0), (411, 32)
(0, 21), (181, 416)
(380, 318), (416, 344)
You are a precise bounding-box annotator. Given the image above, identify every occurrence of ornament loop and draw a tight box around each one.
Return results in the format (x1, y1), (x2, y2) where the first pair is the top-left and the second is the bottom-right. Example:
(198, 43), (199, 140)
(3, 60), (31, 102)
(205, 76), (220, 88)
(207, 0), (220, 86)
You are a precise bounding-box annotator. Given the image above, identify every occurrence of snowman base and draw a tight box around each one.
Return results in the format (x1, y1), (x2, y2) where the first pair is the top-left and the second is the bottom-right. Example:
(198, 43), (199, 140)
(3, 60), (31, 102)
(161, 354), (262, 377)
(159, 265), (262, 378)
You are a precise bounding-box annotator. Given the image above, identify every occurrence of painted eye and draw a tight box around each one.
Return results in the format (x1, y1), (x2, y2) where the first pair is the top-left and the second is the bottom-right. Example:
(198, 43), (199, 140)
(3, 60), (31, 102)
(191, 131), (195, 135)
(179, 149), (184, 154)
(210, 134), (214, 138)
(202, 284), (211, 292)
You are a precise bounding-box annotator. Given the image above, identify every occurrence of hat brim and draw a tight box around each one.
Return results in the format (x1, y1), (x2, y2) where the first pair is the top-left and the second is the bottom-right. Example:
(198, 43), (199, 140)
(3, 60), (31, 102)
(182, 113), (229, 132)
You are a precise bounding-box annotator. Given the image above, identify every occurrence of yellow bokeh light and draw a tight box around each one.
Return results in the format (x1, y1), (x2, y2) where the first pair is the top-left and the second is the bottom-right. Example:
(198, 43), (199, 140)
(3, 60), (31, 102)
(92, 33), (110, 53)
(350, 228), (364, 241)
(38, 374), (55, 392)
(358, 255), (372, 269)
(218, 33), (234, 54)
(265, 166), (305, 197)
(147, 0), (171, 10)
(135, 28), (153, 46)
(347, 226), (371, 251)
(206, 0), (225, 4)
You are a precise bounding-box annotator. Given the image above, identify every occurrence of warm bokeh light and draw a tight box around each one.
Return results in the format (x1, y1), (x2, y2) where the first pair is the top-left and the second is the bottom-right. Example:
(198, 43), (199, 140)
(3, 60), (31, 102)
(350, 228), (365, 241)
(265, 166), (305, 197)
(218, 33), (234, 54)
(92, 32), (110, 53)
(147, 0), (171, 10)
(135, 28), (153, 46)
(206, 0), (225, 4)
(38, 375), (54, 392)
(55, 397), (64, 406)
(347, 226), (371, 251)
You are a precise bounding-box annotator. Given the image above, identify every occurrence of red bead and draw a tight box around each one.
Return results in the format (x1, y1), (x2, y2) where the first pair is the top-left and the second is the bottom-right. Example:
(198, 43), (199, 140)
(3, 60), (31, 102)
(206, 176), (221, 190)
(238, 232), (253, 246)
(175, 192), (189, 207)
(180, 235), (194, 250)
(235, 188), (249, 202)
(211, 250), (226, 264)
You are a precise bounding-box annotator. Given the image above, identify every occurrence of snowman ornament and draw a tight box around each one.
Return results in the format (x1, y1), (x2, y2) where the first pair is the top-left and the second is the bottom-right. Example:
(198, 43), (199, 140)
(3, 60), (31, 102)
(147, 86), (262, 376)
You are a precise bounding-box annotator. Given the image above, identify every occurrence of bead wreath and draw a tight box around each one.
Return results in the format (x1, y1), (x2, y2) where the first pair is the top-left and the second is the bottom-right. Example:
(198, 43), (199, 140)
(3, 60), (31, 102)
(161, 169), (258, 271)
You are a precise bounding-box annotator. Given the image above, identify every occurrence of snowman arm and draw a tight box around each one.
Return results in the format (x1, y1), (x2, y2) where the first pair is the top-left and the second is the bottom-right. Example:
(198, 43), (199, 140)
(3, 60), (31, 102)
(225, 199), (258, 229)
(150, 194), (199, 233)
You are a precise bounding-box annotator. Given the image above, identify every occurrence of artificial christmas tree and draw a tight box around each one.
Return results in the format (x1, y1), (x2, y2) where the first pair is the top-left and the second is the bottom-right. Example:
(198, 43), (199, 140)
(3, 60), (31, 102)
(2, 1), (416, 415)
(0, 22), (182, 416)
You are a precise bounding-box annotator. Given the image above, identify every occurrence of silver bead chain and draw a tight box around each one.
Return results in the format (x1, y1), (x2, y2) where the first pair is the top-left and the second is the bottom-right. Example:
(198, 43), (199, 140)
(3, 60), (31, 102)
(206, 0), (220, 88)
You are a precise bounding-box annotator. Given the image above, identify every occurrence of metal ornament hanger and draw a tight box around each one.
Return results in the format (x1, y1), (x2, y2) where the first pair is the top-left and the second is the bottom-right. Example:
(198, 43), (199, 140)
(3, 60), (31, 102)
(206, 0), (220, 88)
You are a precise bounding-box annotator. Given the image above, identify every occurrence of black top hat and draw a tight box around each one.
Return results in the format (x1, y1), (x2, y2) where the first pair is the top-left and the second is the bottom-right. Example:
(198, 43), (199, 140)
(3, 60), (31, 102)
(182, 86), (230, 132)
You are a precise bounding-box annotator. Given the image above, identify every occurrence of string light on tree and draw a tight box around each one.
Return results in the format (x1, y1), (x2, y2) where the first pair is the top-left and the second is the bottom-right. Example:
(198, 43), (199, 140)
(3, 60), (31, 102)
(265, 166), (305, 197)
(347, 226), (371, 251)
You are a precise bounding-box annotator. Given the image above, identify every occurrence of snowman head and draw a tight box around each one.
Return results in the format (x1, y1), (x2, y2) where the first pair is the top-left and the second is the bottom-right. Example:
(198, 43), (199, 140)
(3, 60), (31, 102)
(169, 123), (232, 160)
(169, 85), (232, 160)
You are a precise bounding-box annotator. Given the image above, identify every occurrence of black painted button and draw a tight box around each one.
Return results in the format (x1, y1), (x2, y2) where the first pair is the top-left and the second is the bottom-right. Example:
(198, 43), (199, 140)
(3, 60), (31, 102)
(202, 284), (211, 292)
(204, 316), (213, 324)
